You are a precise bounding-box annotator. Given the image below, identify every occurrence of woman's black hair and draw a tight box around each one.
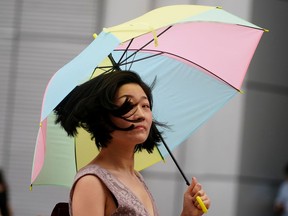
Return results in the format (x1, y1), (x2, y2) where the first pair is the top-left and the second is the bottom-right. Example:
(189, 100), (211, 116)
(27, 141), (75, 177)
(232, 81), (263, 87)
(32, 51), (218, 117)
(54, 70), (167, 153)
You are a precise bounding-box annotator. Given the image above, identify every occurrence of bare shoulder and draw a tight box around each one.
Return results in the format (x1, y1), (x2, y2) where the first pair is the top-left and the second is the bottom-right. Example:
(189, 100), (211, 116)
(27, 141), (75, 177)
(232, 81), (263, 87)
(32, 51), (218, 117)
(72, 175), (107, 215)
(75, 174), (104, 189)
(73, 174), (107, 198)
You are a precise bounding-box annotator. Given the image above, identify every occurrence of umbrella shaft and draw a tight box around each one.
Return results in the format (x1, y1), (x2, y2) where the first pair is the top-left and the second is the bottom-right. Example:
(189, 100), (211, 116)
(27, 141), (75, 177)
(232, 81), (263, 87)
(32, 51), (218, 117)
(159, 136), (190, 186)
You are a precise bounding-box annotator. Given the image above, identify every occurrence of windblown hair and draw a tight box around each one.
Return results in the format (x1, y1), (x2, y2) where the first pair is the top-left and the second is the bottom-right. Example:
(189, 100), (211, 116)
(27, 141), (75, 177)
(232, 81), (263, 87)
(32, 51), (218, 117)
(54, 70), (167, 153)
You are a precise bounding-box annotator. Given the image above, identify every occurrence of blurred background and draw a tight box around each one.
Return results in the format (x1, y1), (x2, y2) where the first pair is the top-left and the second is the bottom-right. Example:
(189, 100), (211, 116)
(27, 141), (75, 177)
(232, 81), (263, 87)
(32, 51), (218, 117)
(0, 0), (287, 215)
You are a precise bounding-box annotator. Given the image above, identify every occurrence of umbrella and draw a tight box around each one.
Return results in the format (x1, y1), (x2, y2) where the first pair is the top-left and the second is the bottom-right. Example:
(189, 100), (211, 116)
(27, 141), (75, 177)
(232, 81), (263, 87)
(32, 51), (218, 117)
(31, 5), (266, 189)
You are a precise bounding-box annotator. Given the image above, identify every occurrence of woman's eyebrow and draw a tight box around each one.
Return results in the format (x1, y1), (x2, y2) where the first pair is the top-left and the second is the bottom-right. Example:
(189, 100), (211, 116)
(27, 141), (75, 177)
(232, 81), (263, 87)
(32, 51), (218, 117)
(118, 95), (148, 100)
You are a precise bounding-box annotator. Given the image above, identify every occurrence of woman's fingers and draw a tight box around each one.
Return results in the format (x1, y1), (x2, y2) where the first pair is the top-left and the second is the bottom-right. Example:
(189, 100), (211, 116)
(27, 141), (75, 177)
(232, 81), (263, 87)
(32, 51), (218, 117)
(189, 177), (211, 212)
(187, 177), (198, 192)
(182, 177), (211, 215)
(196, 196), (208, 213)
(195, 193), (211, 212)
(188, 177), (201, 194)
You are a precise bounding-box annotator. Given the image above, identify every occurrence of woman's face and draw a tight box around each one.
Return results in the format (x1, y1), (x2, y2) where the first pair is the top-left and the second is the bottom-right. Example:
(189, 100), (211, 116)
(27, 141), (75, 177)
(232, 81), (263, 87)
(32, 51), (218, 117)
(110, 83), (152, 146)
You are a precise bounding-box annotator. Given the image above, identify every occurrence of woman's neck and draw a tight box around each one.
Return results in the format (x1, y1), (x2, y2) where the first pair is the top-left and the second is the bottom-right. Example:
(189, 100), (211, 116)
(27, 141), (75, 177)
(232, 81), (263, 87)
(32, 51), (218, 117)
(92, 143), (136, 175)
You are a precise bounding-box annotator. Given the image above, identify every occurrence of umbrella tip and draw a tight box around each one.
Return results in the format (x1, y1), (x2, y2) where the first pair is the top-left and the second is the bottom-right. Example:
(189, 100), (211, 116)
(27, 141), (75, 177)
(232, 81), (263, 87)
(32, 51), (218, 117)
(216, 6), (222, 9)
(93, 33), (98, 39)
(264, 28), (270, 33)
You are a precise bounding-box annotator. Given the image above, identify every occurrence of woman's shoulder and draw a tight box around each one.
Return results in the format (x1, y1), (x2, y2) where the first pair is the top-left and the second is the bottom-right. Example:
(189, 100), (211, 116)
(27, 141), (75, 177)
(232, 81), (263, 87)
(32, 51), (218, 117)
(74, 174), (105, 192)
(75, 164), (101, 178)
(72, 164), (105, 190)
(69, 167), (112, 216)
(73, 163), (116, 188)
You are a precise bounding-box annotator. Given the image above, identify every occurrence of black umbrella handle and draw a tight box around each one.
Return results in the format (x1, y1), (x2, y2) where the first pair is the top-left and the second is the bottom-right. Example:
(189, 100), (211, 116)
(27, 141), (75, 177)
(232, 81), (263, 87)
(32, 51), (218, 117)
(159, 136), (190, 186)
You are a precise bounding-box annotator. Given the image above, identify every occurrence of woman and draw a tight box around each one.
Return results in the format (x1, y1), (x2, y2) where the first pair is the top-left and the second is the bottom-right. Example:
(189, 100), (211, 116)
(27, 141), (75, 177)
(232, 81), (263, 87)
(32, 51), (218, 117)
(54, 70), (210, 216)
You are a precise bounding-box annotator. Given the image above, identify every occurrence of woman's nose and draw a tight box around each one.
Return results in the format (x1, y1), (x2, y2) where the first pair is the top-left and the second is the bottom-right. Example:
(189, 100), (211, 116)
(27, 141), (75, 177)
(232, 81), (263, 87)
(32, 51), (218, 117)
(132, 106), (145, 121)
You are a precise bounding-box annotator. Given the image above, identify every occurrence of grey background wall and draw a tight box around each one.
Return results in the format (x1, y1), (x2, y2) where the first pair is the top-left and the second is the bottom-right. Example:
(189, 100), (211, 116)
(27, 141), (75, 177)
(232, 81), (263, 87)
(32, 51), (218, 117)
(236, 0), (288, 215)
(0, 0), (287, 215)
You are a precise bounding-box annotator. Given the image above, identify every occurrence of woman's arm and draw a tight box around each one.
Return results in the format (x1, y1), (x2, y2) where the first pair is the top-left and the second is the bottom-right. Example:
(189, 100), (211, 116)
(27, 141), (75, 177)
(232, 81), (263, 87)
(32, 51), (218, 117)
(72, 175), (107, 216)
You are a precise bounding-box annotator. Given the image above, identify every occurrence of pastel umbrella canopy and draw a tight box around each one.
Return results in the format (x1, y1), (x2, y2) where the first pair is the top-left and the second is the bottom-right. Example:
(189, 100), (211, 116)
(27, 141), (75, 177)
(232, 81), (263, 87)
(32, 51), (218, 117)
(31, 5), (266, 188)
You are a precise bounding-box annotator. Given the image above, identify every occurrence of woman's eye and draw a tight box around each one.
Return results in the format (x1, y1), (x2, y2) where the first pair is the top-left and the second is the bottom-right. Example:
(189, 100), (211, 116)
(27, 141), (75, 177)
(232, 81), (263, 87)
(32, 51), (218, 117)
(142, 104), (150, 109)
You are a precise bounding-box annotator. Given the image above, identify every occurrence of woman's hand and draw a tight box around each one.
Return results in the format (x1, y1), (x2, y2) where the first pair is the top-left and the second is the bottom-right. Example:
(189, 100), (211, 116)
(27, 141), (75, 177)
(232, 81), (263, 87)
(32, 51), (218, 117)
(181, 177), (211, 216)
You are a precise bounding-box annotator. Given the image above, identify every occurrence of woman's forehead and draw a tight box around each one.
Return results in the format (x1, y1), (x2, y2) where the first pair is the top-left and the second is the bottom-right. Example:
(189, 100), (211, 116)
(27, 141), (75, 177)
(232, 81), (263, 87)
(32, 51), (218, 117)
(116, 83), (148, 101)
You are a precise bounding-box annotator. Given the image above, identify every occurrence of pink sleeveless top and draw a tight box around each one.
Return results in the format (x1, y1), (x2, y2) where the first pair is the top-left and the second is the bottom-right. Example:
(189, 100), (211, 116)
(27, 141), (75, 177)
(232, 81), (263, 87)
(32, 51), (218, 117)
(69, 164), (159, 216)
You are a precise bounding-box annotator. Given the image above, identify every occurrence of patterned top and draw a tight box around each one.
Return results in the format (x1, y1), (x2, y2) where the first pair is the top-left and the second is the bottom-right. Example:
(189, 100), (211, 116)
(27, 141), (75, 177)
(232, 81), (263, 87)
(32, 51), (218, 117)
(69, 164), (159, 216)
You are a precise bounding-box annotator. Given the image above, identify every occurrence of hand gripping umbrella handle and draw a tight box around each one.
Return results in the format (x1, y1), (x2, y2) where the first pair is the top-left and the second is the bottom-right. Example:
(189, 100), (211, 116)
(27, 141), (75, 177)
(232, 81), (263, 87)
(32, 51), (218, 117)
(196, 196), (208, 213)
(159, 136), (208, 213)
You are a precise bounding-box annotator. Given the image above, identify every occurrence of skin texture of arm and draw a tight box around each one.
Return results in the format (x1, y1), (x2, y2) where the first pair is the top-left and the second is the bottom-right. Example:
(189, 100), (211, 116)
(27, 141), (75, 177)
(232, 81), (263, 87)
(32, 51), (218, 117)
(72, 175), (115, 216)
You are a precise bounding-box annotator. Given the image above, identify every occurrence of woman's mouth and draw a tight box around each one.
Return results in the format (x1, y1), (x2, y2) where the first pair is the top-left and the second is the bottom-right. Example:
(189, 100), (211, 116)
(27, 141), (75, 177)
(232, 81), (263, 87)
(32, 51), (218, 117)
(133, 125), (145, 130)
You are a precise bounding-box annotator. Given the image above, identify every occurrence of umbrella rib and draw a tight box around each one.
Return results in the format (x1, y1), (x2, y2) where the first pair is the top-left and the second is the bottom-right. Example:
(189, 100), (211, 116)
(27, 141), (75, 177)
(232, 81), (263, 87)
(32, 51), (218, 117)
(118, 26), (172, 66)
(116, 48), (240, 91)
(118, 52), (164, 66)
(106, 26), (172, 72)
(108, 53), (121, 71)
(117, 38), (134, 66)
(237, 24), (267, 32)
